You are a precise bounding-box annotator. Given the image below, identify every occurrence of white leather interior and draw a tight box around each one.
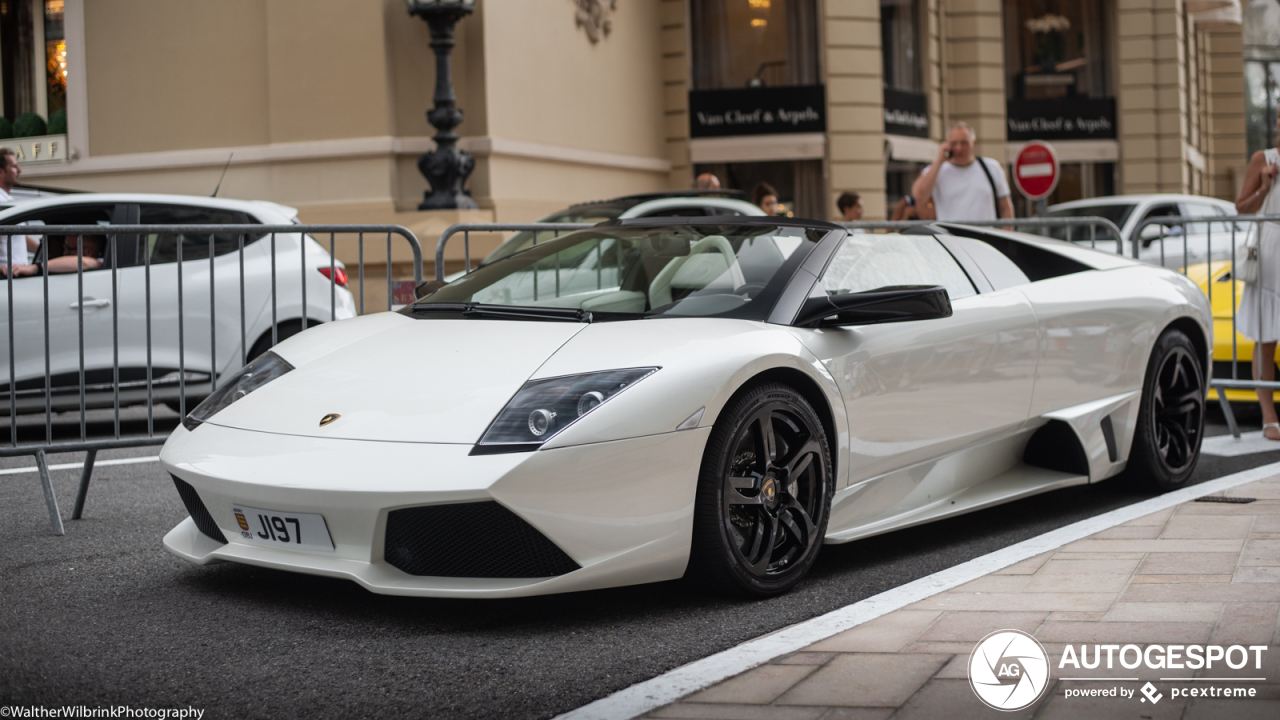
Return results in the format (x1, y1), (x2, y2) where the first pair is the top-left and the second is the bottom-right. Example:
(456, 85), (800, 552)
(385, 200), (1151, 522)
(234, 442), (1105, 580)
(648, 235), (745, 308)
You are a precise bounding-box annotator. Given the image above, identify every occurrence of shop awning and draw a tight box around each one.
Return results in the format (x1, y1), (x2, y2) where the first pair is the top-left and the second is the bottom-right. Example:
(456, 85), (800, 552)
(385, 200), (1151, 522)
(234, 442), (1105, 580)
(885, 135), (939, 163)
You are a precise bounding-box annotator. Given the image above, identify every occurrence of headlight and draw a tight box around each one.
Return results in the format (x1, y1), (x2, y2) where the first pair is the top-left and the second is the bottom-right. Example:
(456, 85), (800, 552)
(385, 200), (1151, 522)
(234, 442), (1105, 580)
(476, 367), (658, 451)
(183, 352), (294, 431)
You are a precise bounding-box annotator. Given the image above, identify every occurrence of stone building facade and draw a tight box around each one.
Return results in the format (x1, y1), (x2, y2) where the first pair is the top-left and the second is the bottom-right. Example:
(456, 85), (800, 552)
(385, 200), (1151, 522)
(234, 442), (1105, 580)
(0, 0), (1262, 264)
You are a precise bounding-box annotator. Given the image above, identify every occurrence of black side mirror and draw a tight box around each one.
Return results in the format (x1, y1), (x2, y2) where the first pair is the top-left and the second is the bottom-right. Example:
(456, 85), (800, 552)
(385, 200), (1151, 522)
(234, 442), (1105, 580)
(794, 285), (952, 327)
(415, 280), (448, 298)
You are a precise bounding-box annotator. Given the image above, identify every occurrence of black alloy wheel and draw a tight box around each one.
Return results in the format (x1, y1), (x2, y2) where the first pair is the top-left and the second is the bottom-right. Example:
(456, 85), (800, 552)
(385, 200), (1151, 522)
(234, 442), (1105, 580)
(688, 382), (833, 597)
(1130, 328), (1205, 491)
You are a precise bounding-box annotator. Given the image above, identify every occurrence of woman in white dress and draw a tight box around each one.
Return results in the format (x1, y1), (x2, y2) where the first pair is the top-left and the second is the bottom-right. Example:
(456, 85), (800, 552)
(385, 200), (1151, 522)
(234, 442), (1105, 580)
(1236, 113), (1280, 439)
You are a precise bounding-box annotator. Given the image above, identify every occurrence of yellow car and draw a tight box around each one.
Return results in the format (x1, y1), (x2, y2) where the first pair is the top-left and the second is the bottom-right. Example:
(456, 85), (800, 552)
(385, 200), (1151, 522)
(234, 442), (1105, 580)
(1186, 261), (1280, 402)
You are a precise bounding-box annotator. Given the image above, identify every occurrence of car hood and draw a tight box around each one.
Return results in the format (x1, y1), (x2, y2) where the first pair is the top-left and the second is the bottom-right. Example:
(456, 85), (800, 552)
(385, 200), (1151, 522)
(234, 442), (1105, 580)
(203, 313), (587, 443)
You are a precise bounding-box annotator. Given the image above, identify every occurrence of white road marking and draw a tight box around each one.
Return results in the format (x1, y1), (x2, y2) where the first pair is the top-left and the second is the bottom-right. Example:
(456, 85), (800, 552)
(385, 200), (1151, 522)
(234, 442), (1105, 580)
(0, 455), (160, 476)
(1200, 431), (1280, 457)
(554, 460), (1280, 720)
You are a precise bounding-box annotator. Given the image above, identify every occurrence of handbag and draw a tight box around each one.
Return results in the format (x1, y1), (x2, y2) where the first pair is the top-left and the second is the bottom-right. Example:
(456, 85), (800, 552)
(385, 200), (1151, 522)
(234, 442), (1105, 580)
(1240, 224), (1260, 284)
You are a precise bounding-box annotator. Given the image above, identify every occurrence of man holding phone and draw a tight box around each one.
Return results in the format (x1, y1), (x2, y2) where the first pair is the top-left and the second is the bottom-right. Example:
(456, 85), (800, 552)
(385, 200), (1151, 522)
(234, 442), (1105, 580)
(912, 121), (1014, 222)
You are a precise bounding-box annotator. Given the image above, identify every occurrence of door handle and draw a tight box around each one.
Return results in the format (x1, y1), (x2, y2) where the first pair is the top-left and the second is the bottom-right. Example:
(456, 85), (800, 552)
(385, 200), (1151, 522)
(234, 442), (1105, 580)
(69, 298), (111, 309)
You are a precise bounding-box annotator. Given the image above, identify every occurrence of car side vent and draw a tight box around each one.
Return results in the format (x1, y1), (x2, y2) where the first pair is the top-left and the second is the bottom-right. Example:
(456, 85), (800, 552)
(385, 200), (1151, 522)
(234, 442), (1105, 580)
(384, 502), (580, 578)
(1023, 420), (1090, 476)
(171, 475), (227, 544)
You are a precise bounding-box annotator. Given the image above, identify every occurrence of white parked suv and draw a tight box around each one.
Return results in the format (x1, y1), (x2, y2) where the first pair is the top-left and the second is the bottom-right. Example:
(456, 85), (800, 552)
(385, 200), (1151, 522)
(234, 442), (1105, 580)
(1047, 193), (1243, 268)
(0, 194), (356, 415)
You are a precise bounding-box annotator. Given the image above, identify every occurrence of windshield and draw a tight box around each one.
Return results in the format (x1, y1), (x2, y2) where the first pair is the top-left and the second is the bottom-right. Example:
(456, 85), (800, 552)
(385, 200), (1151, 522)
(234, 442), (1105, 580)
(479, 205), (627, 265)
(1045, 204), (1136, 242)
(417, 224), (819, 321)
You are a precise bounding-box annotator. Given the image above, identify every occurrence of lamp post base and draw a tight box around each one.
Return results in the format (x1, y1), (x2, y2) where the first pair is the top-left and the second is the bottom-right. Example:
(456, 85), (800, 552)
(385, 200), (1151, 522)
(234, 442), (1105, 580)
(417, 146), (478, 211)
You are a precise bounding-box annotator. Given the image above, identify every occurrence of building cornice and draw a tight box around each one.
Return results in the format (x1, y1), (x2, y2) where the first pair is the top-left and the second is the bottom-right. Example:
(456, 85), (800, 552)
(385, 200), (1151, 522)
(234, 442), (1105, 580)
(21, 135), (671, 177)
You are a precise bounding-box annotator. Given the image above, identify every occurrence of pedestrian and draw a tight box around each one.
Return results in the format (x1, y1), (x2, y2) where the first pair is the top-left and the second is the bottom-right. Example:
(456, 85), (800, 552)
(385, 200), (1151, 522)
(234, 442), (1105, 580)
(911, 122), (1013, 222)
(753, 182), (779, 216)
(1235, 111), (1280, 440)
(695, 173), (721, 190)
(837, 192), (863, 222)
(891, 195), (918, 221)
(0, 147), (39, 275)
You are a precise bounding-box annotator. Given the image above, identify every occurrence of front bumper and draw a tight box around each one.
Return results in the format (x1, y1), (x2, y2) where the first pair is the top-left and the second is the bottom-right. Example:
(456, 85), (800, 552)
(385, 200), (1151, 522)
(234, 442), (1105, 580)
(161, 422), (709, 597)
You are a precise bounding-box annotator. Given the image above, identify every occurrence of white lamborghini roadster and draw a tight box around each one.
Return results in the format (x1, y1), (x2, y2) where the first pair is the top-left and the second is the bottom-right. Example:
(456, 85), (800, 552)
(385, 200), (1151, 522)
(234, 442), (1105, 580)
(161, 217), (1211, 598)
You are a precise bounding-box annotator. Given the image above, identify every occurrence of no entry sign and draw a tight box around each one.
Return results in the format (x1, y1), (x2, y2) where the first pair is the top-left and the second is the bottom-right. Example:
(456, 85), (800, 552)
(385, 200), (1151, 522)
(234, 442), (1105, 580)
(1013, 141), (1059, 201)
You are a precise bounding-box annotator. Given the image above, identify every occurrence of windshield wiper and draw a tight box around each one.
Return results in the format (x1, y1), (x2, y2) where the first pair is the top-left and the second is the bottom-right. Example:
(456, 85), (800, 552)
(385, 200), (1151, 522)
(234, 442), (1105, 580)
(408, 302), (593, 323)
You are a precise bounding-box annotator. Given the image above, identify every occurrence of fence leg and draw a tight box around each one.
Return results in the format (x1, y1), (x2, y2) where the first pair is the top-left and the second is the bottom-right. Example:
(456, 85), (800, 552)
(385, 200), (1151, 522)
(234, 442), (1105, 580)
(72, 449), (98, 520)
(36, 450), (65, 536)
(1215, 388), (1240, 440)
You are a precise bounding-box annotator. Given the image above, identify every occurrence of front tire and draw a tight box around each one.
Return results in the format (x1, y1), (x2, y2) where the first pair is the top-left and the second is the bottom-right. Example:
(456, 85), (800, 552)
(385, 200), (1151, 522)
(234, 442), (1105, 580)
(687, 383), (833, 597)
(1128, 328), (1205, 491)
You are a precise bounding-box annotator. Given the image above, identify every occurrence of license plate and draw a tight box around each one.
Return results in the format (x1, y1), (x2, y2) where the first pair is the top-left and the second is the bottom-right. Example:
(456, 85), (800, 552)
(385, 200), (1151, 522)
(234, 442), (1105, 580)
(231, 505), (334, 551)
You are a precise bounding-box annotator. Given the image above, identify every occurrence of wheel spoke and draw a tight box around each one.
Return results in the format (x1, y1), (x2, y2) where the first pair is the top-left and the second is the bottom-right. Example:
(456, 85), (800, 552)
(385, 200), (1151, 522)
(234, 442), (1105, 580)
(1159, 390), (1201, 417)
(783, 439), (820, 479)
(1157, 417), (1190, 465)
(785, 496), (817, 537)
(748, 512), (779, 572)
(758, 411), (778, 463)
(780, 506), (813, 550)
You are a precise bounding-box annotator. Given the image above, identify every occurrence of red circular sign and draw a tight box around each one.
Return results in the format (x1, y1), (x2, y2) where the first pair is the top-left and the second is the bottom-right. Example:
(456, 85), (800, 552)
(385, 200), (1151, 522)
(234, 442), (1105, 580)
(1013, 141), (1059, 201)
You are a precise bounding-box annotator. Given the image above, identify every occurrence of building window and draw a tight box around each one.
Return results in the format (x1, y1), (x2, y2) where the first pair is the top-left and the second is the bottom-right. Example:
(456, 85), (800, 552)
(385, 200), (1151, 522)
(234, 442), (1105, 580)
(1246, 0), (1280, 158)
(691, 0), (820, 89)
(1, 0), (66, 136)
(881, 0), (922, 94)
(1003, 0), (1111, 101)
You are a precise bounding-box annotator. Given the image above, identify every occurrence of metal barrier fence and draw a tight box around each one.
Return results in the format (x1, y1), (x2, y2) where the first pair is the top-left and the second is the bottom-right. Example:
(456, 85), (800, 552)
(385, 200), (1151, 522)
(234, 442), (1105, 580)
(1132, 213), (1280, 439)
(2, 223), (421, 534)
(432, 217), (1127, 284)
(434, 223), (594, 281)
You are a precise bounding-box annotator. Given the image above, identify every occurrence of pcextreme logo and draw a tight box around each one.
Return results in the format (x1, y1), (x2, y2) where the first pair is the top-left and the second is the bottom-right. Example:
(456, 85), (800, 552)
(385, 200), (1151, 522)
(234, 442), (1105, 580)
(969, 630), (1270, 710)
(969, 630), (1051, 711)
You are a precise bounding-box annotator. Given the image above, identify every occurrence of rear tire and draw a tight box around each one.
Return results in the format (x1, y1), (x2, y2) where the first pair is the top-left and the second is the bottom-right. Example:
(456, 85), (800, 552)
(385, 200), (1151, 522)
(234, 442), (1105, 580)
(1128, 328), (1205, 491)
(686, 383), (833, 597)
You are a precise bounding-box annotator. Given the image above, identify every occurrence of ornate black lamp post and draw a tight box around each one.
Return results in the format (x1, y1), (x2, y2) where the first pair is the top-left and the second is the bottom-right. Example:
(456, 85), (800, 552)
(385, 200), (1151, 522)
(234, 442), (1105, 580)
(406, 0), (478, 210)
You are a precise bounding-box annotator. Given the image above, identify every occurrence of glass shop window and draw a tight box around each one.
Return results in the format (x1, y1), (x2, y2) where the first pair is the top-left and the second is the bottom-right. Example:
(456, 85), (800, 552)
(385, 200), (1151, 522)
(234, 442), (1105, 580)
(691, 0), (820, 89)
(0, 0), (67, 137)
(1003, 0), (1112, 100)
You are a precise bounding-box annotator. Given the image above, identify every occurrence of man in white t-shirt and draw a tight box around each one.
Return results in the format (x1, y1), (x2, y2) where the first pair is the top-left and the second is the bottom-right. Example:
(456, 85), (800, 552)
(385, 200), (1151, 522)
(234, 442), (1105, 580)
(0, 147), (40, 274)
(912, 122), (1014, 222)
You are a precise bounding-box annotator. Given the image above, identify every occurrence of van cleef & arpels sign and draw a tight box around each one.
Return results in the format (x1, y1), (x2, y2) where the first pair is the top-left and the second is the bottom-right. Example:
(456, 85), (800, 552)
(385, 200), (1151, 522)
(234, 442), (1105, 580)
(688, 85), (826, 138)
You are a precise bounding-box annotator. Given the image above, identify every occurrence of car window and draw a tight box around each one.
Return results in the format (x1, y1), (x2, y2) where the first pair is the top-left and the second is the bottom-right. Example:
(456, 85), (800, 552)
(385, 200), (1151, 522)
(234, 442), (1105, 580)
(1181, 202), (1235, 235)
(947, 236), (1031, 290)
(425, 224), (818, 320)
(640, 206), (710, 218)
(1045, 203), (1134, 241)
(820, 233), (977, 301)
(3, 203), (116, 269)
(139, 204), (258, 264)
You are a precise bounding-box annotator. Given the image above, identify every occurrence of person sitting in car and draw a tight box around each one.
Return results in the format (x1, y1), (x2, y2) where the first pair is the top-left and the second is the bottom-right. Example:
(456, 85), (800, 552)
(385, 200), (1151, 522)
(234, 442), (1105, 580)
(0, 234), (105, 277)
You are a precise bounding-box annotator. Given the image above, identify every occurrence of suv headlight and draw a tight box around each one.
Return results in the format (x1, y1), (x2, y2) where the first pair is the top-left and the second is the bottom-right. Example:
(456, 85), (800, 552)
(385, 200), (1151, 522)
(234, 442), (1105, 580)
(183, 352), (294, 431)
(476, 368), (658, 451)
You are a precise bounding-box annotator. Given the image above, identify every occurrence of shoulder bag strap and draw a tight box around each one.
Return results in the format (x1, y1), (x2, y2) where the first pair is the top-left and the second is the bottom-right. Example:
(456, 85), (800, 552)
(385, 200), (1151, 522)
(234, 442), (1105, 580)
(975, 157), (1002, 219)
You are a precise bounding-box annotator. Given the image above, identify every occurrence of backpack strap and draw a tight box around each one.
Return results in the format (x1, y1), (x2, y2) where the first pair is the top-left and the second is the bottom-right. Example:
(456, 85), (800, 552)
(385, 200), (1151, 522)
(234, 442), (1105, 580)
(975, 156), (1002, 219)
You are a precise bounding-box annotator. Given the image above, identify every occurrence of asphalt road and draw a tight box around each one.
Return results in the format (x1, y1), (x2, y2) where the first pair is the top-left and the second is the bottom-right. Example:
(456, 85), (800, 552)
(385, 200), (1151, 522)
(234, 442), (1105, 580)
(2, 405), (1279, 720)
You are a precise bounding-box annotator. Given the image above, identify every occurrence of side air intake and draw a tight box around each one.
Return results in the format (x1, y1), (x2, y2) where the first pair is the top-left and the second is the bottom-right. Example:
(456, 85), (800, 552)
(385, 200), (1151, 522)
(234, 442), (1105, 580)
(384, 501), (580, 578)
(171, 475), (227, 544)
(1023, 420), (1090, 476)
